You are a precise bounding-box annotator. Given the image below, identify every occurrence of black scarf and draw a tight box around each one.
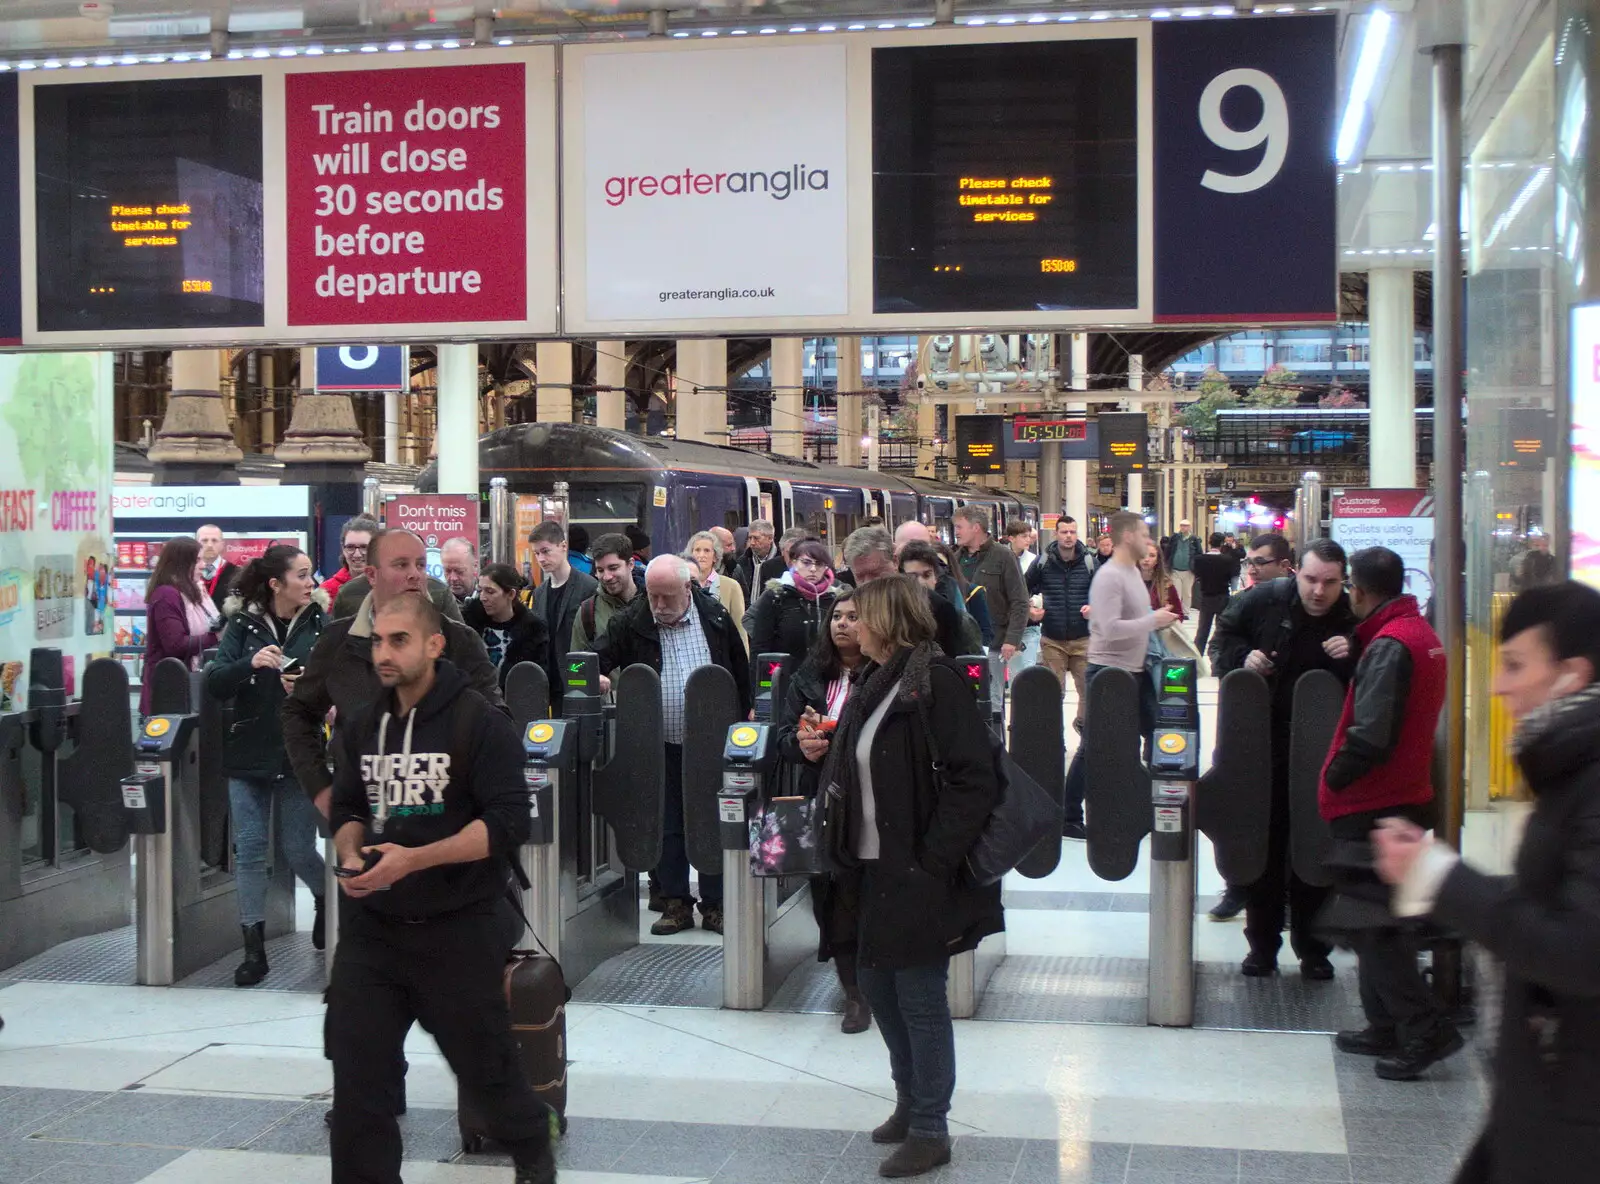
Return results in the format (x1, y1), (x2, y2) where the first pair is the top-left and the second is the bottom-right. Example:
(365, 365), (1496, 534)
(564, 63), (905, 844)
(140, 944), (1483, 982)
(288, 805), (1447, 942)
(817, 642), (938, 865)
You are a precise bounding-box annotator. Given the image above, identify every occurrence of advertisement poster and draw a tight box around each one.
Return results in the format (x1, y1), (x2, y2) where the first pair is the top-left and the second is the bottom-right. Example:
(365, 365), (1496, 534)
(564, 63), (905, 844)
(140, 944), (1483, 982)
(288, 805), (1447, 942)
(1571, 305), (1600, 588)
(382, 494), (480, 582)
(0, 353), (114, 709)
(1329, 489), (1436, 614)
(285, 64), (528, 326)
(579, 44), (849, 322)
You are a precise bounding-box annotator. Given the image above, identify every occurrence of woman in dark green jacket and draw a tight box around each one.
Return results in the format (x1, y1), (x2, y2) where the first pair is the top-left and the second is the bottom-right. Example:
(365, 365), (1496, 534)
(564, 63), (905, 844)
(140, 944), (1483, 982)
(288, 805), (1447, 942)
(204, 545), (329, 987)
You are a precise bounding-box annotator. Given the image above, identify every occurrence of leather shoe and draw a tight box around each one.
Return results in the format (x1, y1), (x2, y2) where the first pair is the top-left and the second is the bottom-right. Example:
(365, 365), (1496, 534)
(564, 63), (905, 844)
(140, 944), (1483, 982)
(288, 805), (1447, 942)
(1207, 887), (1246, 921)
(1376, 1023), (1465, 1081)
(1336, 1027), (1399, 1057)
(1062, 821), (1087, 841)
(1240, 951), (1278, 977)
(1300, 957), (1335, 981)
(878, 1135), (951, 1177)
(841, 988), (872, 1035)
(699, 906), (724, 935)
(871, 1105), (910, 1144)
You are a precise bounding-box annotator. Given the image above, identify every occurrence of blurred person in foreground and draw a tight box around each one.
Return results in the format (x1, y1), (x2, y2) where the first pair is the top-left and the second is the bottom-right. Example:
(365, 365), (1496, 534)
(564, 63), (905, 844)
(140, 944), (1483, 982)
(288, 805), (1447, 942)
(816, 575), (1002, 1178)
(1376, 581), (1600, 1182)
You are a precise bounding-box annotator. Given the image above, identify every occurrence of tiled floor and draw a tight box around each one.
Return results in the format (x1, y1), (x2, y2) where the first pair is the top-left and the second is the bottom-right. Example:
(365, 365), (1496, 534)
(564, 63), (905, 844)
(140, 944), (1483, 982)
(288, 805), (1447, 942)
(0, 667), (1486, 1182)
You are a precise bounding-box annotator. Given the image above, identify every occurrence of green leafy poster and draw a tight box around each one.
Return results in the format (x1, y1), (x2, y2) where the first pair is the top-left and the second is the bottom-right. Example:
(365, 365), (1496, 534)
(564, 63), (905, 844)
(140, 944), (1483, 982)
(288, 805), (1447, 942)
(0, 353), (115, 709)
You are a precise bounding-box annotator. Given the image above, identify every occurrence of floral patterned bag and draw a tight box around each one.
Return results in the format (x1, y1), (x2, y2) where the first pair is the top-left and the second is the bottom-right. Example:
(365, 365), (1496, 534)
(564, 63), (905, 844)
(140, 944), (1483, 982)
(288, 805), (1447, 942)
(749, 765), (824, 878)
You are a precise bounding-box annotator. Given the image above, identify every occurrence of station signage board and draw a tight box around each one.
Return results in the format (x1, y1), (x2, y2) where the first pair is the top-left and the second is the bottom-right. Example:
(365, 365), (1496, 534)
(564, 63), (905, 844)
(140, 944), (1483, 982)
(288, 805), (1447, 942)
(1571, 304), (1600, 589)
(382, 493), (479, 582)
(1328, 489), (1435, 614)
(1499, 406), (1553, 468)
(955, 415), (1006, 476)
(1005, 414), (1098, 462)
(2, 16), (1335, 346)
(315, 345), (409, 393)
(1097, 412), (1149, 473)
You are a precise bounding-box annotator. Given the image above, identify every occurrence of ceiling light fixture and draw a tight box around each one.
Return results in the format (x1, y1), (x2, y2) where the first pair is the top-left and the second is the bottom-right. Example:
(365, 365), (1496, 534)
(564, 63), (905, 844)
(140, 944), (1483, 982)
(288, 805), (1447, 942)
(1335, 8), (1394, 165)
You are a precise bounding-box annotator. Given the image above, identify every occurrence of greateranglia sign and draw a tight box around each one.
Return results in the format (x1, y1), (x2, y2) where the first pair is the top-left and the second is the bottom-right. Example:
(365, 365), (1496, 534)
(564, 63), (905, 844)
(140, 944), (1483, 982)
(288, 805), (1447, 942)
(575, 43), (849, 324)
(112, 485), (312, 520)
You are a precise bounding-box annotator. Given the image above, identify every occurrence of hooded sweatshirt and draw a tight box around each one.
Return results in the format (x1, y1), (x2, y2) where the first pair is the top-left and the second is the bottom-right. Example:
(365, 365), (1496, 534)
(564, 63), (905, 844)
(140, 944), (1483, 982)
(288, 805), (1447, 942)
(329, 659), (530, 920)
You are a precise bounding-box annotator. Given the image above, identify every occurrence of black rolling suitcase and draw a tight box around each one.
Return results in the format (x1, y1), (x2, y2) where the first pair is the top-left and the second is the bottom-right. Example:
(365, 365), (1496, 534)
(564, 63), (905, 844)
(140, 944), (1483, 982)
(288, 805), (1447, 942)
(458, 882), (571, 1154)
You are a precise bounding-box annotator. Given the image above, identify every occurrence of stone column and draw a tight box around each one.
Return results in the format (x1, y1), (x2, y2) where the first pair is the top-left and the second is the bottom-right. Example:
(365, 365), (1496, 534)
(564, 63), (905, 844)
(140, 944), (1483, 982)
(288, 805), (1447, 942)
(535, 342), (574, 423)
(149, 349), (243, 485)
(274, 348), (372, 481)
(675, 338), (728, 445)
(770, 337), (806, 458)
(1368, 268), (1418, 487)
(434, 344), (480, 495)
(835, 336), (863, 467)
(595, 340), (628, 430)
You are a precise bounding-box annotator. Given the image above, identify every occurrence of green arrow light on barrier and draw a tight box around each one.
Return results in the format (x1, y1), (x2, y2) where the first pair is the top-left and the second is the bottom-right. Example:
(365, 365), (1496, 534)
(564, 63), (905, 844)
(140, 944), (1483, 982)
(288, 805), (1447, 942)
(1167, 667), (1185, 681)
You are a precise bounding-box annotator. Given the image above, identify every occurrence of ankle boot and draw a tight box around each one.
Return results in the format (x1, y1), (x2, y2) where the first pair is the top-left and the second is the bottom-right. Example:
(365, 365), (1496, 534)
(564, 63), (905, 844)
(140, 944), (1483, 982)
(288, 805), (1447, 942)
(878, 1135), (951, 1178)
(841, 988), (872, 1035)
(311, 895), (327, 951)
(871, 1103), (911, 1145)
(235, 922), (268, 987)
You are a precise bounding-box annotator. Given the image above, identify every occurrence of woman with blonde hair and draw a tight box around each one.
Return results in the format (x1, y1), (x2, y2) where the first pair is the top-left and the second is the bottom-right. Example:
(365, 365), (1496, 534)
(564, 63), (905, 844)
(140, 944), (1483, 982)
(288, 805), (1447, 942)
(815, 574), (1003, 1178)
(684, 529), (747, 650)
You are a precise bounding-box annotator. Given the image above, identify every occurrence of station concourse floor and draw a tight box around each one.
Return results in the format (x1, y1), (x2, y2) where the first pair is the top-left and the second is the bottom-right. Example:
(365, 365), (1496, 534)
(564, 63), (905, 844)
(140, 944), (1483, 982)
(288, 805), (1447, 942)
(0, 663), (1488, 1183)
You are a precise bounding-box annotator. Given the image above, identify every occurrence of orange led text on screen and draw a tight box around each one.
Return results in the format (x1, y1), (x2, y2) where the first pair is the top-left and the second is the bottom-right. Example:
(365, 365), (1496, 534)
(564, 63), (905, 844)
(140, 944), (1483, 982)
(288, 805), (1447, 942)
(113, 202), (193, 248)
(958, 176), (1055, 223)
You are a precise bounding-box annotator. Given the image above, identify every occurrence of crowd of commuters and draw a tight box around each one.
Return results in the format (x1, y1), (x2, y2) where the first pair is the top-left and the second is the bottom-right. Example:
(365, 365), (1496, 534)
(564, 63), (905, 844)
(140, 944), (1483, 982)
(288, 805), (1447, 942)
(117, 508), (1600, 1184)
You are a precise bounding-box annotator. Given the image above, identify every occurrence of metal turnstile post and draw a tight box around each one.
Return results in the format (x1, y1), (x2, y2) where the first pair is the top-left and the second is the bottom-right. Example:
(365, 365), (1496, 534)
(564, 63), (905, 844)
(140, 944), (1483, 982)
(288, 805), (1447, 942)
(1146, 658), (1204, 1027)
(520, 720), (573, 958)
(721, 723), (773, 1010)
(122, 714), (198, 986)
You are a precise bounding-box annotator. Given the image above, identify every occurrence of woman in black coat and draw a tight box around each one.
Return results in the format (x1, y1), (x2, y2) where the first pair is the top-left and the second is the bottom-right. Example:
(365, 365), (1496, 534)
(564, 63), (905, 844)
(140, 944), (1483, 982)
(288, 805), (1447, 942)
(746, 539), (840, 666)
(461, 564), (550, 689)
(814, 575), (1002, 1180)
(774, 589), (870, 1033)
(1375, 582), (1600, 1184)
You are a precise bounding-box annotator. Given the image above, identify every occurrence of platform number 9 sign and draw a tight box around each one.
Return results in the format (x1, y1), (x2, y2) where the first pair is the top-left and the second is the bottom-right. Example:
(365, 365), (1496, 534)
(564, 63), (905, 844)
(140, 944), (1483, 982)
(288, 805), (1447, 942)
(1197, 68), (1289, 194)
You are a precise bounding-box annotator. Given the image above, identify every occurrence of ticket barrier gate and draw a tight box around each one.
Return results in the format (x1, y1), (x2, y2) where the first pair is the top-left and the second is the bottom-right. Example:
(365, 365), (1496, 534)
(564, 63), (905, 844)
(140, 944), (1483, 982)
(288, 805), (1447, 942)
(123, 657), (294, 985)
(515, 659), (664, 988)
(0, 653), (135, 971)
(685, 665), (815, 1010)
(1083, 661), (1272, 1026)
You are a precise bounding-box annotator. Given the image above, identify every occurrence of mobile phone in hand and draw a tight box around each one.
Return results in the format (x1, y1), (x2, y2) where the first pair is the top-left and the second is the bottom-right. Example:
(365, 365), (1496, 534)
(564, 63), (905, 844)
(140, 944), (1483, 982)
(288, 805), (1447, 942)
(280, 657), (304, 675)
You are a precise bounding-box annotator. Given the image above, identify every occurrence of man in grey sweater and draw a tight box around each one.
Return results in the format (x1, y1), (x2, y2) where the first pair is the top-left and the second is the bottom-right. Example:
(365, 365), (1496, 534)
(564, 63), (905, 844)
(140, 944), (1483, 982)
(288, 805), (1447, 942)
(1060, 511), (1177, 838)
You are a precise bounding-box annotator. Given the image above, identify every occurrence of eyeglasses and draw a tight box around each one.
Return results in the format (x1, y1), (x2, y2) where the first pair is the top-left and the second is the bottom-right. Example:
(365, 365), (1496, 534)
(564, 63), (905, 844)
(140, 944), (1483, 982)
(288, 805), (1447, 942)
(793, 557), (824, 570)
(1246, 556), (1281, 567)
(342, 543), (368, 554)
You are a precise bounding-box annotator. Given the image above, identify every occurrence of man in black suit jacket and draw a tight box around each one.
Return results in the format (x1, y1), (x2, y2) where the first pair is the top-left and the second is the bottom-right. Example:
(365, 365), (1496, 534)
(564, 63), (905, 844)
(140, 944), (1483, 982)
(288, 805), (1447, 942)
(197, 523), (238, 616)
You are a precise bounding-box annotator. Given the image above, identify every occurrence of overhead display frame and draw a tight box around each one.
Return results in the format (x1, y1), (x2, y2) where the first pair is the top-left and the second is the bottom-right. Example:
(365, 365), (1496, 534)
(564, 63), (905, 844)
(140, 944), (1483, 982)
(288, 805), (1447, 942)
(17, 45), (560, 349)
(559, 23), (1156, 338)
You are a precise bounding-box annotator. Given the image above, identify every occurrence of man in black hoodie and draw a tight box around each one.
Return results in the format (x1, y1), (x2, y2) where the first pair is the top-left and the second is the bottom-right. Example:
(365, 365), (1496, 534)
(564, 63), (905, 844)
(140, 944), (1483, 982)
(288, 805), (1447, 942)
(325, 592), (554, 1184)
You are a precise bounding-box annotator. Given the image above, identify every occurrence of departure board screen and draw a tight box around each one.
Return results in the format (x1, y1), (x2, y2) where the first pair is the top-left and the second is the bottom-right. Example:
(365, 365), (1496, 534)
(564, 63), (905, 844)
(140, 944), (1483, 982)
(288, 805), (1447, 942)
(872, 39), (1138, 315)
(34, 76), (264, 332)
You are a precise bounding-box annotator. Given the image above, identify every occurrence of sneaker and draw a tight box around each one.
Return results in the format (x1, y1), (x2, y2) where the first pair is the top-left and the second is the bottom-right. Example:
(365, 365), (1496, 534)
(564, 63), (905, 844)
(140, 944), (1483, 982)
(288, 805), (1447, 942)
(878, 1134), (951, 1178)
(1062, 821), (1088, 841)
(1207, 887), (1247, 921)
(1335, 1027), (1399, 1057)
(649, 900), (695, 936)
(1300, 957), (1335, 981)
(1240, 951), (1279, 977)
(512, 1138), (558, 1184)
(699, 906), (724, 936)
(1375, 1023), (1465, 1081)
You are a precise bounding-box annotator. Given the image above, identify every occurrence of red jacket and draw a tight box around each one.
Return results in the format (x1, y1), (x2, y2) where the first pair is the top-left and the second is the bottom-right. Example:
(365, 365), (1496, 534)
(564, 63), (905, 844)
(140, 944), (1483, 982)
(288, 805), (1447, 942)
(321, 564), (355, 600)
(1318, 595), (1446, 821)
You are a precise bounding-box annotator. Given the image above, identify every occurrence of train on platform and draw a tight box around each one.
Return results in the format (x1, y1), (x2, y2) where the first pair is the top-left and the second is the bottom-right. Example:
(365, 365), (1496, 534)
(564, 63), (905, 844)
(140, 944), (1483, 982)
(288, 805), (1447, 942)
(416, 423), (1041, 553)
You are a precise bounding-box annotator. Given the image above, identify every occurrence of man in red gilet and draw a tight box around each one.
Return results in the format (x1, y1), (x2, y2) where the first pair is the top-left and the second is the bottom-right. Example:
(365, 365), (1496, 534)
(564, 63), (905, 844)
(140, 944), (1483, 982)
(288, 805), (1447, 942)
(1320, 546), (1462, 1081)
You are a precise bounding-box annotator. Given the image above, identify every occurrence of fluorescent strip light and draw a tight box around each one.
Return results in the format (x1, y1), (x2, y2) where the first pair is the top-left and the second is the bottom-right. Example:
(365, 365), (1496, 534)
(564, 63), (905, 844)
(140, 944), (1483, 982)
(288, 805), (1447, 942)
(1335, 9), (1394, 165)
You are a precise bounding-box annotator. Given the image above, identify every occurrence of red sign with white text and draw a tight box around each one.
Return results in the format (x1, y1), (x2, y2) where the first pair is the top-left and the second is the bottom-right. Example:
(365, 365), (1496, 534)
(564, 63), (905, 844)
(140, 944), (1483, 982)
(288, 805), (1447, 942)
(285, 64), (526, 326)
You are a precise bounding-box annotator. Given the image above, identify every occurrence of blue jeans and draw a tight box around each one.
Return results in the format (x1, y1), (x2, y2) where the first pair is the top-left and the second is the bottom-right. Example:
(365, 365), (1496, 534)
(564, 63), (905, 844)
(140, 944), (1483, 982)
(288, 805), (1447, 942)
(229, 776), (326, 926)
(1007, 625), (1041, 681)
(856, 958), (955, 1139)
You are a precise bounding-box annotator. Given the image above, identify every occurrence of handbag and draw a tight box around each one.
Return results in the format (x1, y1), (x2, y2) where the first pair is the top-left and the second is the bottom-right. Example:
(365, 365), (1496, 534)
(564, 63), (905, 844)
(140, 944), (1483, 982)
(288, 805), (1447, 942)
(912, 694), (1059, 887)
(749, 761), (825, 877)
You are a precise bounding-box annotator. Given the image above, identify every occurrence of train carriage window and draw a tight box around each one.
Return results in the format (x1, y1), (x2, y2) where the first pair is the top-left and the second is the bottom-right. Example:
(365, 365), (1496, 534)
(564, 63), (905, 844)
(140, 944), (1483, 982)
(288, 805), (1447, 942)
(935, 517), (954, 545)
(807, 511), (827, 539)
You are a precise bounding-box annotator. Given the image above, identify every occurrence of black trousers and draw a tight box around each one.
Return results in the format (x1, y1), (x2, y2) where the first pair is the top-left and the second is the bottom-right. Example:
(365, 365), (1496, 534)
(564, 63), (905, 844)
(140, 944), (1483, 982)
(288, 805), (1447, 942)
(1062, 663), (1157, 827)
(326, 900), (548, 1184)
(1194, 592), (1230, 657)
(1243, 764), (1332, 963)
(1351, 924), (1441, 1044)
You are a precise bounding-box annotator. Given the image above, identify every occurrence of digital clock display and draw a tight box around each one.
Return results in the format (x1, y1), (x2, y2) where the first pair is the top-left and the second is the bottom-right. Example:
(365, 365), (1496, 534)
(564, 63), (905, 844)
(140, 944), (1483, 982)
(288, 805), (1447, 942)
(1012, 418), (1089, 444)
(871, 39), (1138, 315)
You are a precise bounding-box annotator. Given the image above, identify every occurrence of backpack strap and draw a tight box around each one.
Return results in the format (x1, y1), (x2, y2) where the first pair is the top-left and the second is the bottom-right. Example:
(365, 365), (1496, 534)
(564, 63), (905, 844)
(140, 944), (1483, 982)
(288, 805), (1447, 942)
(581, 595), (597, 641)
